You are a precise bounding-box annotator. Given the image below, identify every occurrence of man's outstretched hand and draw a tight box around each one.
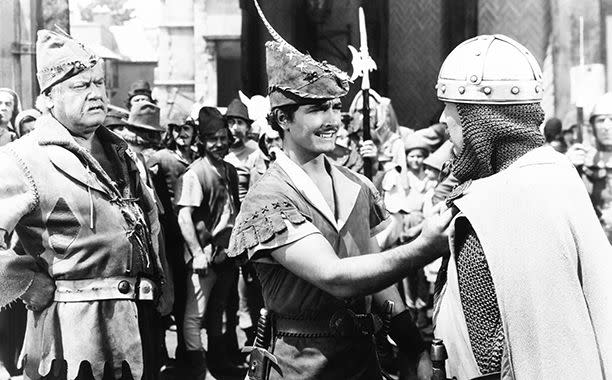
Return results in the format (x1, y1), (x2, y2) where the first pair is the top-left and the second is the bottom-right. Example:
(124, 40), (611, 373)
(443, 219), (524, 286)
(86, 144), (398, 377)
(414, 202), (458, 262)
(21, 271), (55, 312)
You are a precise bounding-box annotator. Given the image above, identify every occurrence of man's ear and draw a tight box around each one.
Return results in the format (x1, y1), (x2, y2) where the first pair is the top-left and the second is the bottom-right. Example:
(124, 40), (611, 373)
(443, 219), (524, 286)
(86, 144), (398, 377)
(275, 109), (290, 131)
(38, 91), (55, 112)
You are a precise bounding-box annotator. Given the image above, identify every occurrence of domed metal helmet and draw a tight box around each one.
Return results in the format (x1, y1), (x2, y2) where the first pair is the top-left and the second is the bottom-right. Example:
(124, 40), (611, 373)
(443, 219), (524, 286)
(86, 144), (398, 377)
(436, 34), (543, 104)
(590, 92), (612, 122)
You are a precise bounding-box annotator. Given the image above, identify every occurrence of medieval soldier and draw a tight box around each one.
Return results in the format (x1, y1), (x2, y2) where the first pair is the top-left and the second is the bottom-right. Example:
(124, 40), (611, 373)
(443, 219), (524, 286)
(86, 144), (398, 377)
(433, 34), (612, 379)
(227, 2), (455, 379)
(0, 29), (172, 380)
(568, 92), (612, 241)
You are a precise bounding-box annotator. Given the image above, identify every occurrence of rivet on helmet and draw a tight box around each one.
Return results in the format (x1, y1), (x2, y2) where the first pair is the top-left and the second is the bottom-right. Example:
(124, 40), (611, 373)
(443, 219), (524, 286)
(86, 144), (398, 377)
(459, 86), (466, 94)
(436, 34), (543, 104)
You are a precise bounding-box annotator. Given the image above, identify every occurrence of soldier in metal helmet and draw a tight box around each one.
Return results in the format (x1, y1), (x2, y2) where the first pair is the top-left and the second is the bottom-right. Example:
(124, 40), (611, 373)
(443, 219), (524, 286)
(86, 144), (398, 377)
(567, 92), (612, 241)
(434, 34), (612, 379)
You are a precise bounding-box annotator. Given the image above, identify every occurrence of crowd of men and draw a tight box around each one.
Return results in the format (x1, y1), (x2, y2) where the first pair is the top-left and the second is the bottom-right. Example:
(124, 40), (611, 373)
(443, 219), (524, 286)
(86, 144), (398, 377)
(0, 10), (610, 380)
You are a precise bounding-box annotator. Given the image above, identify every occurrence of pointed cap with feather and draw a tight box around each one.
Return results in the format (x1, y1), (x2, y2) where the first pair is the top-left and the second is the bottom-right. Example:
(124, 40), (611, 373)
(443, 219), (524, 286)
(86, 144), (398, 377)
(254, 0), (350, 108)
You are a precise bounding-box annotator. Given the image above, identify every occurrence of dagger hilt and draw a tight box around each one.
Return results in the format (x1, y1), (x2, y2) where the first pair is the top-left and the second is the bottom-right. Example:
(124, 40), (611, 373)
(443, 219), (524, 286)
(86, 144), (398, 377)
(254, 308), (269, 348)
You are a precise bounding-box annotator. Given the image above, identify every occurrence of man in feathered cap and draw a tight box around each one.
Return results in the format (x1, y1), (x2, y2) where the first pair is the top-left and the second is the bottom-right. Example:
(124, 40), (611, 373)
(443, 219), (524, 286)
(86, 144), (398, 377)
(175, 107), (243, 379)
(227, 2), (454, 379)
(434, 34), (612, 379)
(0, 28), (172, 380)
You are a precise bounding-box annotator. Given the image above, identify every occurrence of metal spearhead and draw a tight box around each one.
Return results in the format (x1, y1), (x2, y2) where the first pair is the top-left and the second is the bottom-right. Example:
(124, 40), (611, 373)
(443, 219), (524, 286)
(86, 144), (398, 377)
(348, 7), (377, 85)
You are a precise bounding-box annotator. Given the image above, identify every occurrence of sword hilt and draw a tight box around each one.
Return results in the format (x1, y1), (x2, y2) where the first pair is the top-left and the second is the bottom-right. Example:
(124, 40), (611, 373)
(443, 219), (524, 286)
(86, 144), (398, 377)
(431, 338), (449, 380)
(254, 308), (268, 348)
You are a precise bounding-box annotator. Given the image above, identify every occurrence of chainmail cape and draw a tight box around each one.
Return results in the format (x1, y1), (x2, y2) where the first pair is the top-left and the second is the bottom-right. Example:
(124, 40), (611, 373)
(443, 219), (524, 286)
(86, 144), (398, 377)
(447, 103), (545, 374)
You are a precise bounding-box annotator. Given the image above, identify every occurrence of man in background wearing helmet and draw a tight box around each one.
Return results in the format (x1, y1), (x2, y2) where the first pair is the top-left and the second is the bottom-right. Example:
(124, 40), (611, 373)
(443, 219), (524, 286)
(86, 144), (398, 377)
(568, 92), (612, 241)
(434, 34), (612, 379)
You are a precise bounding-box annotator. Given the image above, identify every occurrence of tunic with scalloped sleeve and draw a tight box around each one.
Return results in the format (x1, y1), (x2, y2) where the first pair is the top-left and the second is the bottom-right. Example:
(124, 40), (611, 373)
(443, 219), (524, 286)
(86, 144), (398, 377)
(228, 152), (389, 379)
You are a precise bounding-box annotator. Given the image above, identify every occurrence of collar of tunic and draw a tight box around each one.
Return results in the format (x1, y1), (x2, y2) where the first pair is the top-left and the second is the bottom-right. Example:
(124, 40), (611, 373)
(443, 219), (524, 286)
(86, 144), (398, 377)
(274, 151), (361, 231)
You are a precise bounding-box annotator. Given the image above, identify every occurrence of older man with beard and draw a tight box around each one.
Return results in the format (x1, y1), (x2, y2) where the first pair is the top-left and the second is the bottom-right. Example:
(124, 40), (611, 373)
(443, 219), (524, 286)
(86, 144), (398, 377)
(0, 29), (172, 380)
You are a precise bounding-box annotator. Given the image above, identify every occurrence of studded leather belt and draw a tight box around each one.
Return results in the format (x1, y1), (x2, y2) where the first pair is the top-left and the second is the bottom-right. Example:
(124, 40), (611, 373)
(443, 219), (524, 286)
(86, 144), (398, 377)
(275, 309), (382, 338)
(54, 276), (156, 302)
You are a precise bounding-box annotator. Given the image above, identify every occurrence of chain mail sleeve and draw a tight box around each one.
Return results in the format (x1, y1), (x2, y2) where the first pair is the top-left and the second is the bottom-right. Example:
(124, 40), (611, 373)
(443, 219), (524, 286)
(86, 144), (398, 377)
(454, 216), (505, 375)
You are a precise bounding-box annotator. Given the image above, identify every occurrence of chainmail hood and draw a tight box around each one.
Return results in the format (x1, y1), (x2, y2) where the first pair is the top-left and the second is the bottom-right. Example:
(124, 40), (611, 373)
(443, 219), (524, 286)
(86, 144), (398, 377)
(451, 103), (545, 183)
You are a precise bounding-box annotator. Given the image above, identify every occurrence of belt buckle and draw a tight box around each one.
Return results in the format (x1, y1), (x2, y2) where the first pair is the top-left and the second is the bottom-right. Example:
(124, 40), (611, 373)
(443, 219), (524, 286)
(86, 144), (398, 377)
(329, 309), (357, 336)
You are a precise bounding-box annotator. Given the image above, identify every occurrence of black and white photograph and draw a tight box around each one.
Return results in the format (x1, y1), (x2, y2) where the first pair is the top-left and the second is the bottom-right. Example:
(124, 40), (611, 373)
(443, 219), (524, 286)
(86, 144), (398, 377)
(0, 0), (610, 379)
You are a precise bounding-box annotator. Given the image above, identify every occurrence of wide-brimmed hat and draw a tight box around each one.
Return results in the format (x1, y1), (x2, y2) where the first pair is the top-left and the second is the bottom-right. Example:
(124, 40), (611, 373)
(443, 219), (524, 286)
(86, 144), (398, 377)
(103, 108), (128, 129)
(127, 101), (163, 132)
(36, 28), (99, 94)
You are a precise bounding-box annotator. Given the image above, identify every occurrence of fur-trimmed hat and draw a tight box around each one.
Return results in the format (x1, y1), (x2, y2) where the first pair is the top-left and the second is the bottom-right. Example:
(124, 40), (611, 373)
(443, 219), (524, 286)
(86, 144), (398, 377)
(36, 28), (99, 94)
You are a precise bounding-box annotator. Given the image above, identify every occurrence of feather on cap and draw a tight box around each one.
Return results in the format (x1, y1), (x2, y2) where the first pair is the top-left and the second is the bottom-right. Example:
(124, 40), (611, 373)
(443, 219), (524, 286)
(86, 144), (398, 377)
(253, 0), (350, 108)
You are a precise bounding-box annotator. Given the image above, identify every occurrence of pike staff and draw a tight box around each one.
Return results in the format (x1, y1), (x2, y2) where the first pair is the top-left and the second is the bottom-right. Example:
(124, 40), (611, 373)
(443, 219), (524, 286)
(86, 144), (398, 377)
(349, 7), (377, 179)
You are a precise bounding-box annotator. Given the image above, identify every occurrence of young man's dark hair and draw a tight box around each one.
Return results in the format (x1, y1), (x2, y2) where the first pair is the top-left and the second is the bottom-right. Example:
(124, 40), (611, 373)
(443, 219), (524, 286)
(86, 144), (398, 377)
(266, 103), (300, 139)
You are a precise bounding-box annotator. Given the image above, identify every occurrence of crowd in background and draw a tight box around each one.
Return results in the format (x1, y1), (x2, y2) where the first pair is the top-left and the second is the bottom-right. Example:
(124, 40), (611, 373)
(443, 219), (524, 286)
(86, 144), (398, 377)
(0, 78), (608, 380)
